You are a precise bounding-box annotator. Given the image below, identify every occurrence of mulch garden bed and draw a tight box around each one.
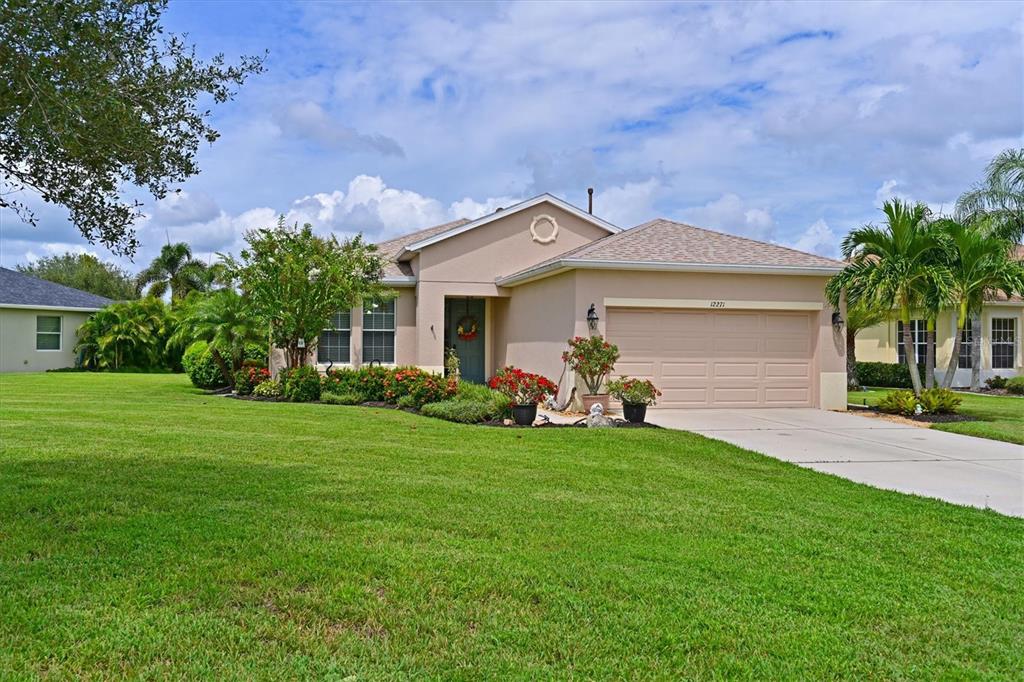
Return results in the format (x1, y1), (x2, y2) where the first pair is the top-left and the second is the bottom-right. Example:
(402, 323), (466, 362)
(850, 404), (978, 424)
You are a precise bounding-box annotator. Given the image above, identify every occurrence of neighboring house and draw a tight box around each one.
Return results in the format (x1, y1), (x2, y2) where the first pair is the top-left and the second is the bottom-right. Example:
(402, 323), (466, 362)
(300, 193), (848, 410)
(0, 267), (111, 372)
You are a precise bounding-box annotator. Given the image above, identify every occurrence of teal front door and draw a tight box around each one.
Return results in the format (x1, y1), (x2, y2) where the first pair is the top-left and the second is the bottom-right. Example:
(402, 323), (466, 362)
(444, 298), (485, 383)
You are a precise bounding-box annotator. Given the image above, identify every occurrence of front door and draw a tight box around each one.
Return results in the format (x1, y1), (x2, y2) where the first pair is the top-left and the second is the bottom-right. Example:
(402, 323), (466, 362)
(444, 298), (486, 383)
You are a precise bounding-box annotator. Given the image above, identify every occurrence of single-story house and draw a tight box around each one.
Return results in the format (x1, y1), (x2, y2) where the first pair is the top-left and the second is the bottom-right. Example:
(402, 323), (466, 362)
(0, 267), (111, 372)
(856, 247), (1023, 387)
(298, 193), (848, 410)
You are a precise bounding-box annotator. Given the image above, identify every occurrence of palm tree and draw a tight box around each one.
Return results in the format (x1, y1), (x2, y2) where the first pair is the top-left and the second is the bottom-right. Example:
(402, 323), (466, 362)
(934, 218), (1024, 388)
(956, 148), (1024, 245)
(842, 300), (891, 391)
(169, 289), (264, 386)
(827, 199), (950, 396)
(76, 298), (168, 370)
(135, 242), (211, 302)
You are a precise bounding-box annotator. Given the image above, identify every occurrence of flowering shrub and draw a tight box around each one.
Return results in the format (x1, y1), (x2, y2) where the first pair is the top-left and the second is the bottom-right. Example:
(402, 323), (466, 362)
(280, 365), (322, 402)
(253, 379), (282, 398)
(561, 335), (619, 395)
(322, 366), (456, 407)
(234, 366), (271, 395)
(607, 377), (662, 406)
(488, 366), (557, 405)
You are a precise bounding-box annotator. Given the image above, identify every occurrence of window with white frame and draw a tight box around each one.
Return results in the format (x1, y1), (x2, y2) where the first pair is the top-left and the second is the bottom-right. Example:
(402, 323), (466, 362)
(318, 310), (351, 364)
(362, 298), (395, 364)
(36, 315), (61, 350)
(991, 318), (1016, 370)
(958, 327), (972, 369)
(896, 320), (928, 364)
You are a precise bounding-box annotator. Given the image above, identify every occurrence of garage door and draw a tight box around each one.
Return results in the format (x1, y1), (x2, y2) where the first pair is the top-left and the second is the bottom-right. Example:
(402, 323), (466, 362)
(607, 308), (815, 408)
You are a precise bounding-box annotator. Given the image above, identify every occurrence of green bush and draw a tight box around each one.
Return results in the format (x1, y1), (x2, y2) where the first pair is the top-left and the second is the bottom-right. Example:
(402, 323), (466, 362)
(421, 399), (504, 424)
(1006, 376), (1024, 395)
(456, 381), (511, 417)
(322, 366), (457, 408)
(182, 341), (227, 389)
(280, 365), (322, 402)
(855, 362), (926, 389)
(252, 379), (282, 398)
(877, 389), (919, 416)
(320, 391), (364, 405)
(242, 343), (268, 368)
(986, 375), (1008, 390)
(234, 366), (271, 396)
(396, 394), (417, 409)
(918, 388), (962, 414)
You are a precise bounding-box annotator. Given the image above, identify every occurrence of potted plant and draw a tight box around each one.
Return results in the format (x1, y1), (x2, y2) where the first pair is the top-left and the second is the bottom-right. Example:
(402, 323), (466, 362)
(562, 335), (620, 412)
(607, 377), (661, 423)
(489, 366), (558, 426)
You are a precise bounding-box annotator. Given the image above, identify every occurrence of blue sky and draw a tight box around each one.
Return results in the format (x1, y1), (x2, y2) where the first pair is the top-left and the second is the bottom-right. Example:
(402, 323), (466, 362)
(1, 0), (1021, 271)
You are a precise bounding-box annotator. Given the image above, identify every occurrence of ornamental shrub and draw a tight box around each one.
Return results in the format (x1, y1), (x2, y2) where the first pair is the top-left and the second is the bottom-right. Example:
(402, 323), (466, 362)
(320, 391), (364, 405)
(986, 375), (1008, 390)
(877, 389), (919, 416)
(182, 340), (227, 389)
(242, 343), (268, 368)
(1006, 376), (1024, 395)
(561, 335), (619, 395)
(322, 367), (361, 395)
(918, 388), (962, 414)
(234, 366), (270, 395)
(353, 365), (393, 401)
(607, 377), (662, 406)
(280, 365), (322, 402)
(489, 366), (557, 405)
(421, 398), (504, 424)
(855, 362), (921, 389)
(253, 379), (282, 398)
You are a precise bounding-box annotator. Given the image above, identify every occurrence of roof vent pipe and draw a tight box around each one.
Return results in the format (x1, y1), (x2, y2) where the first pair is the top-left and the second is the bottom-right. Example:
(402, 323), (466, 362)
(587, 187), (594, 214)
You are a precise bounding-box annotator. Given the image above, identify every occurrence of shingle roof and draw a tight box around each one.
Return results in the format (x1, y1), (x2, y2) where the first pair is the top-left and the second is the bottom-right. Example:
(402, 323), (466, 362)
(0, 267), (113, 310)
(373, 219), (471, 277)
(499, 218), (844, 284)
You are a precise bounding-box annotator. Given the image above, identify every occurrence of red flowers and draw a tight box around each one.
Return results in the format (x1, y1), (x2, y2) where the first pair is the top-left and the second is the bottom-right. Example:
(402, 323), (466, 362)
(489, 366), (557, 405)
(607, 376), (661, 406)
(562, 335), (620, 395)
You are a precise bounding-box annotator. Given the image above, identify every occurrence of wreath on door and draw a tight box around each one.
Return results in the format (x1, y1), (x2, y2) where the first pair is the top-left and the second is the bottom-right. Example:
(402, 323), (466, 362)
(456, 315), (478, 341)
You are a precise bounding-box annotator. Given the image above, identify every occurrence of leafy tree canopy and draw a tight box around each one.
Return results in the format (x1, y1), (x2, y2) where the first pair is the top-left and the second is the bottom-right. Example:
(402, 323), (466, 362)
(0, 0), (264, 255)
(226, 218), (389, 369)
(136, 241), (221, 302)
(16, 252), (137, 300)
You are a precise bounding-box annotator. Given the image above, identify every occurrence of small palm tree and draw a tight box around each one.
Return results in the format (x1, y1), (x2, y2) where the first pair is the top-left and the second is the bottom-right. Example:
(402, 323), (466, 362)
(827, 199), (950, 395)
(135, 242), (211, 302)
(76, 298), (168, 370)
(842, 300), (890, 390)
(169, 289), (264, 386)
(934, 218), (1024, 388)
(956, 147), (1024, 244)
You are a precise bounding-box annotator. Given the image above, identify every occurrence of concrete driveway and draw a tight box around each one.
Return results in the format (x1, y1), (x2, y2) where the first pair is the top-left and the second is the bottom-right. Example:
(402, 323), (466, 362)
(646, 408), (1024, 518)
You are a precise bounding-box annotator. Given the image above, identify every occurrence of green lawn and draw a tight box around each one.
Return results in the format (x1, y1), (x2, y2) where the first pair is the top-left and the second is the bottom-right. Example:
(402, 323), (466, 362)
(2, 374), (1022, 679)
(850, 387), (1024, 445)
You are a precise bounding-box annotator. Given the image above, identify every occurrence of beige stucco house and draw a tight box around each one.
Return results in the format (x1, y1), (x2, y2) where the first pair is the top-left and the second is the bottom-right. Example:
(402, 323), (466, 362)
(307, 194), (848, 410)
(0, 267), (111, 372)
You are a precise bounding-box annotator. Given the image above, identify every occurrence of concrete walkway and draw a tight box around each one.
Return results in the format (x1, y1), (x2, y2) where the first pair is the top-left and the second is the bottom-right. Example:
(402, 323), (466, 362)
(645, 408), (1024, 518)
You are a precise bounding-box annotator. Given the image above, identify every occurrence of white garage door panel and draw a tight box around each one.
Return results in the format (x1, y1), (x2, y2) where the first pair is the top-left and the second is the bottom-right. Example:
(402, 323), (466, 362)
(608, 308), (815, 408)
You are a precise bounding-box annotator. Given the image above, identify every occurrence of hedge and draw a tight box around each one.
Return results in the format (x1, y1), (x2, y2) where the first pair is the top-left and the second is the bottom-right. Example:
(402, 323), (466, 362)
(855, 361), (927, 389)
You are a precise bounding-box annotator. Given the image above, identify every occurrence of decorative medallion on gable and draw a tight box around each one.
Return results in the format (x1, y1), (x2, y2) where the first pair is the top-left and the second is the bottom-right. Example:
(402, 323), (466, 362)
(529, 214), (559, 244)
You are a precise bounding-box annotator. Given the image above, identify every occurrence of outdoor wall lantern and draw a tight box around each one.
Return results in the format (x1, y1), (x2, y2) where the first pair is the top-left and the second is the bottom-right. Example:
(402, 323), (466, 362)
(831, 310), (845, 331)
(587, 303), (600, 333)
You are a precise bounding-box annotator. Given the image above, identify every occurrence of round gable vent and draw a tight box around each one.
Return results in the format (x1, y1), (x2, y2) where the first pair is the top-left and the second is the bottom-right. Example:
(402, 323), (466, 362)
(529, 214), (559, 244)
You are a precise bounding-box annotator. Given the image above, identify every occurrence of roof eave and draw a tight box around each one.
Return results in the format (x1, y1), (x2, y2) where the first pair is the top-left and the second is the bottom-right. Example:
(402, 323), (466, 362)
(497, 258), (843, 287)
(0, 303), (107, 312)
(382, 276), (416, 287)
(403, 194), (621, 254)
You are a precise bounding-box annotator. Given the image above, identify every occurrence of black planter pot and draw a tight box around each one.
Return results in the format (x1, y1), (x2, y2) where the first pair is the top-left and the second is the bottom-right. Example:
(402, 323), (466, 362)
(512, 403), (538, 426)
(622, 402), (647, 423)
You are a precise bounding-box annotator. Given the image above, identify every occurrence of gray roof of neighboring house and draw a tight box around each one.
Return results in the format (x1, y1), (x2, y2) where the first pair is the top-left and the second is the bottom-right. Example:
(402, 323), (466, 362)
(0, 267), (113, 310)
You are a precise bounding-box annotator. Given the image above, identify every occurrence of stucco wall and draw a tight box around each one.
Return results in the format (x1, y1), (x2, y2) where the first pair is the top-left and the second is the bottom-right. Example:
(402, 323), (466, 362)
(499, 270), (846, 410)
(854, 304), (1024, 385)
(0, 308), (92, 372)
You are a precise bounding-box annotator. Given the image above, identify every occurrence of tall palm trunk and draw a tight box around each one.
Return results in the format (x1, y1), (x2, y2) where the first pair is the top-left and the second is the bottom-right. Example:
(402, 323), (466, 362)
(924, 318), (935, 389)
(901, 308), (923, 395)
(846, 327), (860, 390)
(970, 312), (982, 390)
(210, 348), (234, 387)
(942, 303), (967, 388)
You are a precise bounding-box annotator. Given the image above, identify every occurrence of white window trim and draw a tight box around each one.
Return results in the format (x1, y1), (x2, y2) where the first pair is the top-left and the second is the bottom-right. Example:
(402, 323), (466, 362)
(991, 317), (1016, 370)
(35, 314), (62, 352)
(362, 299), (396, 365)
(896, 319), (929, 364)
(318, 310), (352, 365)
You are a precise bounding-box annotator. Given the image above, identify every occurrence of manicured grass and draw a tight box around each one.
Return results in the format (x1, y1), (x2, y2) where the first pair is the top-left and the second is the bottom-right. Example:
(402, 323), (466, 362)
(2, 373), (1022, 679)
(850, 387), (1024, 445)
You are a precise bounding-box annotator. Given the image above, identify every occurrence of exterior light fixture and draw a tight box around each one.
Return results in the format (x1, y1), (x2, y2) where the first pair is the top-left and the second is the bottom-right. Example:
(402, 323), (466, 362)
(831, 311), (845, 331)
(586, 303), (600, 334)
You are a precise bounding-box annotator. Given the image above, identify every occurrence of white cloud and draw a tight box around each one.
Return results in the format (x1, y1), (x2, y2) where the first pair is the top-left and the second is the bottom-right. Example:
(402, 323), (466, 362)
(153, 191), (220, 227)
(593, 179), (662, 227)
(681, 193), (776, 240)
(788, 218), (839, 258)
(273, 101), (404, 157)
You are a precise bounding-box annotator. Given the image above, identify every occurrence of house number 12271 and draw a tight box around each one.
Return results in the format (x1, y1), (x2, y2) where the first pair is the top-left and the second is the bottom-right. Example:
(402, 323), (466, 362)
(709, 301), (726, 308)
